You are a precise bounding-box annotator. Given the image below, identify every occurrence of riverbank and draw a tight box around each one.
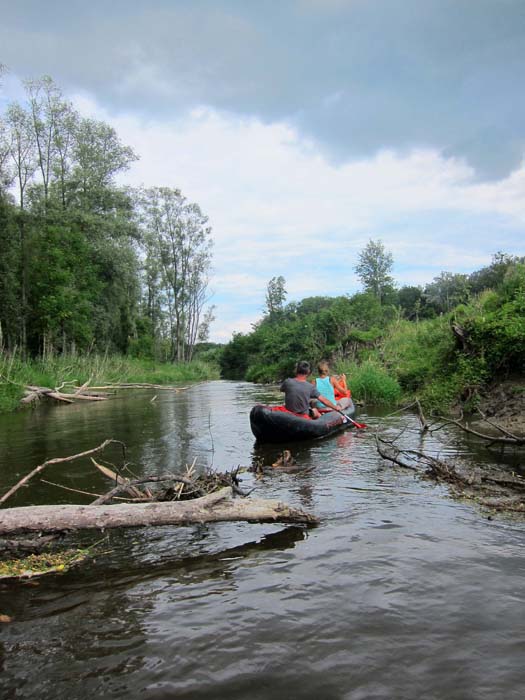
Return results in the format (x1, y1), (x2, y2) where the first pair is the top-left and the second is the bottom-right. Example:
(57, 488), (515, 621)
(0, 353), (221, 413)
(475, 378), (525, 436)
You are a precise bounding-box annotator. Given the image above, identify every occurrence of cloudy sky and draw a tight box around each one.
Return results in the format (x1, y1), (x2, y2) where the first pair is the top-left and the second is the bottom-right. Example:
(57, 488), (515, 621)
(1, 0), (524, 341)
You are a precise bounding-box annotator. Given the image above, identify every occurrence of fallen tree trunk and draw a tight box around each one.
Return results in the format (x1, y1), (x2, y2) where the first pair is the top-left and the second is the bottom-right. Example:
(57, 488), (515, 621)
(26, 386), (108, 403)
(0, 487), (318, 534)
(71, 383), (190, 391)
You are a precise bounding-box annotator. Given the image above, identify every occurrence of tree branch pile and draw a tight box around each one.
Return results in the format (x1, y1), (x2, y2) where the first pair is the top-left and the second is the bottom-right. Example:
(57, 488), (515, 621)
(0, 440), (318, 537)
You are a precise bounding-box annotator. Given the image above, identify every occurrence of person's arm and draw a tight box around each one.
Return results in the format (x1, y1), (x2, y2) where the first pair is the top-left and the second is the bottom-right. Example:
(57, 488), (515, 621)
(330, 376), (346, 394)
(318, 395), (339, 411)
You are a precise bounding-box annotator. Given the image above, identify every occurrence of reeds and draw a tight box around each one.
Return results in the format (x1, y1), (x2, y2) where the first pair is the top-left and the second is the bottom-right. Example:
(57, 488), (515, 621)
(0, 350), (220, 413)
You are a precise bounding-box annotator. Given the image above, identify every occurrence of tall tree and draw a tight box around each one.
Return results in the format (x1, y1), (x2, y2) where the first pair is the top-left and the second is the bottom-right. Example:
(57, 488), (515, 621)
(0, 118), (12, 188)
(5, 103), (37, 351)
(355, 239), (395, 303)
(71, 117), (138, 212)
(265, 275), (287, 317)
(23, 76), (71, 207)
(140, 187), (213, 361)
(0, 193), (19, 350)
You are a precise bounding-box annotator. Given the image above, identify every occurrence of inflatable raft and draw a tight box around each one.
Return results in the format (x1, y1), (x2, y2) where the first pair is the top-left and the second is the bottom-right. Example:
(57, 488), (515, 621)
(250, 401), (356, 444)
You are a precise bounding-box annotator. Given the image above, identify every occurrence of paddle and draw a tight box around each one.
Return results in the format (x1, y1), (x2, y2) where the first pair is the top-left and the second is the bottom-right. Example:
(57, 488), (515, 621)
(335, 408), (367, 429)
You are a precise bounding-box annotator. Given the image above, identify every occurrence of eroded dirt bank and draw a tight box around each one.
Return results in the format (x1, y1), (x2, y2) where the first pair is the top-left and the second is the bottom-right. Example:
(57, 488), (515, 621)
(476, 377), (525, 436)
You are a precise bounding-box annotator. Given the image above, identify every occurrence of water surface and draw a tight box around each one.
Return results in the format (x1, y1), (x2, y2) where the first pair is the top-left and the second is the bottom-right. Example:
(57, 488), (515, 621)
(1, 381), (524, 699)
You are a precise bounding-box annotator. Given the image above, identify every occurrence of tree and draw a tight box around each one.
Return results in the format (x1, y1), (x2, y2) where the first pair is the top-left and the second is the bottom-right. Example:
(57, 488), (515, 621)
(0, 74), (142, 356)
(424, 272), (470, 313)
(4, 103), (37, 351)
(355, 239), (395, 303)
(196, 305), (216, 344)
(265, 276), (287, 317)
(71, 117), (138, 212)
(0, 117), (12, 188)
(398, 285), (425, 321)
(140, 187), (213, 362)
(468, 252), (524, 295)
(0, 193), (20, 350)
(23, 76), (73, 207)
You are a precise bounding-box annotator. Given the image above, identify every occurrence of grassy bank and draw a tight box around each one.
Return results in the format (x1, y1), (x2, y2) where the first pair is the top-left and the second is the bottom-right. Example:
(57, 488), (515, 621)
(0, 353), (221, 413)
(337, 314), (493, 412)
(334, 359), (403, 405)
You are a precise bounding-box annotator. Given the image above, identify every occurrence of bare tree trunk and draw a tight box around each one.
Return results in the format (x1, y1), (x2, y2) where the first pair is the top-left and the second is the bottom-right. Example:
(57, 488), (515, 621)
(0, 487), (318, 534)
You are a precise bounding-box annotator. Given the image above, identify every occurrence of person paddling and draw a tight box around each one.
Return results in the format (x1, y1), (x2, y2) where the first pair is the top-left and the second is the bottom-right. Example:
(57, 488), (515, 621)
(312, 360), (352, 411)
(281, 360), (339, 419)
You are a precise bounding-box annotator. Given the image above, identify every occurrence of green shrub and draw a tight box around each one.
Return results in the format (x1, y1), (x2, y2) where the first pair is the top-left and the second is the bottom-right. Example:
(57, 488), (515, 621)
(338, 360), (402, 404)
(379, 317), (456, 392)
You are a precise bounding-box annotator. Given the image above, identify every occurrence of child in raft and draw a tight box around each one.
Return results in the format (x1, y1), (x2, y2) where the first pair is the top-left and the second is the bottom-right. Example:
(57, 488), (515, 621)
(311, 360), (352, 411)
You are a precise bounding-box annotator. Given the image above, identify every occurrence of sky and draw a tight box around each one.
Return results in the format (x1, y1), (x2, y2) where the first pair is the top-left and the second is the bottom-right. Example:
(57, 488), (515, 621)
(1, 0), (524, 342)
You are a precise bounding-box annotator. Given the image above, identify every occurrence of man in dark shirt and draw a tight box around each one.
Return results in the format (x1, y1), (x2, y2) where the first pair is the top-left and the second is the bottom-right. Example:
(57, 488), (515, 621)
(281, 360), (340, 418)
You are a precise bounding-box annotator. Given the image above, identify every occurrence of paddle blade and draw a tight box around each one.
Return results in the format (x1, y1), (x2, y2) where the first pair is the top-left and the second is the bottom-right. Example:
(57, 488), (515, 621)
(349, 417), (367, 429)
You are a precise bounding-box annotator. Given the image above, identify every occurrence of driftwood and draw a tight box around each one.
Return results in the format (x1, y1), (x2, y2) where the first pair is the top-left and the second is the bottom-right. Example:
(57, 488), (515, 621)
(2, 374), (189, 409)
(0, 487), (318, 534)
(25, 385), (108, 403)
(19, 381), (190, 405)
(89, 472), (204, 505)
(0, 535), (59, 556)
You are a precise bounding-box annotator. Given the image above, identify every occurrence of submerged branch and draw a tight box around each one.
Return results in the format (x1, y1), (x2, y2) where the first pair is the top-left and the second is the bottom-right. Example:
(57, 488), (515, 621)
(432, 412), (525, 446)
(375, 430), (525, 516)
(0, 439), (127, 506)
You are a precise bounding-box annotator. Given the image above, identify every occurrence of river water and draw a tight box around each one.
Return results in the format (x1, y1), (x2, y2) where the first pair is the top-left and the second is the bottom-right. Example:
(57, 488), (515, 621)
(0, 381), (524, 699)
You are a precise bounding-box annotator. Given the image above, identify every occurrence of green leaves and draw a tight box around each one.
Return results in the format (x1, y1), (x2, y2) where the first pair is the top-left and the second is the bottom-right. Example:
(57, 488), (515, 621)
(355, 239), (395, 303)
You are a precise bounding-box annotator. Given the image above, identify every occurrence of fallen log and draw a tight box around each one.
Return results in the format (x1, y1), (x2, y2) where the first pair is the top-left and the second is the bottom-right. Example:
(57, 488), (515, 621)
(0, 487), (318, 534)
(20, 391), (40, 405)
(71, 383), (191, 391)
(26, 385), (74, 403)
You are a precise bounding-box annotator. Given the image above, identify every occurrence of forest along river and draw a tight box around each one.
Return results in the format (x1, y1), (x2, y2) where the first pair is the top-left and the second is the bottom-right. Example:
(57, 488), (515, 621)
(0, 380), (524, 699)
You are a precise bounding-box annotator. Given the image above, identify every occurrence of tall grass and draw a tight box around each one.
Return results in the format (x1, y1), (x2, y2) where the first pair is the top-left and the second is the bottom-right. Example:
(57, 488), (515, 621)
(357, 316), (488, 413)
(379, 317), (456, 392)
(0, 352), (220, 413)
(336, 359), (402, 405)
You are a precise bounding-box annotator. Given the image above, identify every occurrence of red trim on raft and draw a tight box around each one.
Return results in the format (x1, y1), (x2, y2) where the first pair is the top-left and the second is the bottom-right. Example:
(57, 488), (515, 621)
(270, 405), (311, 420)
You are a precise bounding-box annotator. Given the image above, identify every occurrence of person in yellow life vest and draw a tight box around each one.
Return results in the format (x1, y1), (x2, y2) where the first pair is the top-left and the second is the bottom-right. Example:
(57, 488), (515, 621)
(311, 360), (352, 410)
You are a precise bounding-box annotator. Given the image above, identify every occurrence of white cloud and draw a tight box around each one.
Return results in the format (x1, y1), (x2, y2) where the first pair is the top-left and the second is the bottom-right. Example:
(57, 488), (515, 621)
(70, 95), (525, 341)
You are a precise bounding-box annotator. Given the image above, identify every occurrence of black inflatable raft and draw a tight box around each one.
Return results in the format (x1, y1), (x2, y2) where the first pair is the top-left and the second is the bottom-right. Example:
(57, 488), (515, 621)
(250, 401), (356, 444)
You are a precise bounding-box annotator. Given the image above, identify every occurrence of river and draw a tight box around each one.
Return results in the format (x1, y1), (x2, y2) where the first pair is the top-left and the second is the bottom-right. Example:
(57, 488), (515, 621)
(1, 381), (524, 699)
